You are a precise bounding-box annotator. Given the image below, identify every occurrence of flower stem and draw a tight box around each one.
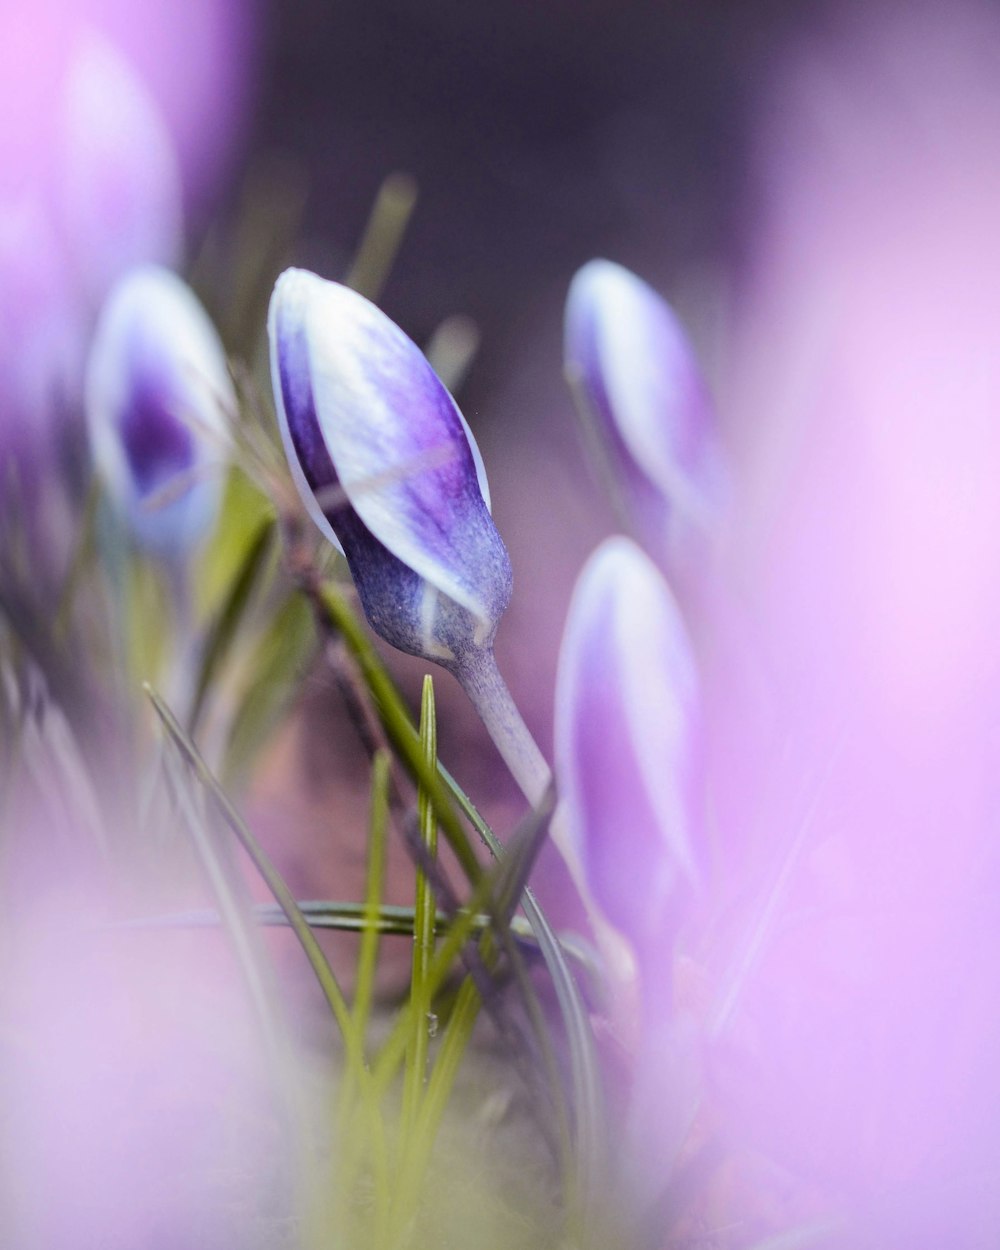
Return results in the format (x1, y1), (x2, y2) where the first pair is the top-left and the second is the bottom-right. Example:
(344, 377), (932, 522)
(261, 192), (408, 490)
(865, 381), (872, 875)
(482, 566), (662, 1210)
(455, 646), (552, 807)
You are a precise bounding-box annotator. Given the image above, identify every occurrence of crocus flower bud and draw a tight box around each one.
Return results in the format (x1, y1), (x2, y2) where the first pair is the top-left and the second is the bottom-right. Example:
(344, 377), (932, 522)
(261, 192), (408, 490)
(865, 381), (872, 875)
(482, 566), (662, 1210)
(555, 535), (702, 957)
(564, 260), (721, 557)
(268, 267), (512, 667)
(85, 264), (232, 557)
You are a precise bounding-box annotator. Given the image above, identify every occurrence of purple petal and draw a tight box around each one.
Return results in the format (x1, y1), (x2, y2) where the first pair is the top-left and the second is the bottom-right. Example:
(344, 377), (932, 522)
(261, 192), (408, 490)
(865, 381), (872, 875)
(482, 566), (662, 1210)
(565, 260), (720, 536)
(555, 536), (701, 950)
(86, 265), (232, 556)
(269, 269), (512, 660)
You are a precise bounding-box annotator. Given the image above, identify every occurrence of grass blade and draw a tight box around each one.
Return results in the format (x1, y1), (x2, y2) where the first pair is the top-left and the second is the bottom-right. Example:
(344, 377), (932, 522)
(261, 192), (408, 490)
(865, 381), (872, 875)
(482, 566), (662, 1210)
(352, 750), (391, 1040)
(189, 515), (275, 735)
(146, 685), (355, 1045)
(402, 676), (439, 1138)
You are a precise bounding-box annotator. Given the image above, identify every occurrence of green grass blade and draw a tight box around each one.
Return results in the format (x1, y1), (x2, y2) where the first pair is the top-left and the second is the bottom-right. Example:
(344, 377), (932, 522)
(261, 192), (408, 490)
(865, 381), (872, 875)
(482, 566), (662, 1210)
(401, 676), (439, 1140)
(438, 763), (607, 1229)
(108, 900), (542, 944)
(223, 592), (315, 785)
(146, 685), (355, 1045)
(161, 746), (284, 1067)
(352, 750), (391, 1041)
(314, 583), (482, 888)
(188, 515), (275, 735)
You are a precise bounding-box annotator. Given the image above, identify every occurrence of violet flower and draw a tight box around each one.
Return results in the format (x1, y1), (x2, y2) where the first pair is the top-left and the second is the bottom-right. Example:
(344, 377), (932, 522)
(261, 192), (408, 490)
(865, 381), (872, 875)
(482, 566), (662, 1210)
(556, 535), (705, 1201)
(85, 265), (232, 558)
(1, 32), (184, 482)
(564, 260), (721, 561)
(269, 268), (567, 831)
(269, 268), (512, 666)
(555, 535), (701, 957)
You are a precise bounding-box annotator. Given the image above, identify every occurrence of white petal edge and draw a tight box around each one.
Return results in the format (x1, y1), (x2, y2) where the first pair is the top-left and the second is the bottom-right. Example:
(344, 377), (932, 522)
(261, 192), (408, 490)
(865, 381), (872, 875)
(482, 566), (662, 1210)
(270, 269), (495, 620)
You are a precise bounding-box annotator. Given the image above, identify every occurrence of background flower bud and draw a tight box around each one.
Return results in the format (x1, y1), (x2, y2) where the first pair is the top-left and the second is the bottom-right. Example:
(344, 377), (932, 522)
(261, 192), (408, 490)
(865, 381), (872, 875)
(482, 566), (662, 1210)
(85, 264), (232, 557)
(555, 535), (702, 957)
(565, 259), (722, 559)
(269, 267), (512, 666)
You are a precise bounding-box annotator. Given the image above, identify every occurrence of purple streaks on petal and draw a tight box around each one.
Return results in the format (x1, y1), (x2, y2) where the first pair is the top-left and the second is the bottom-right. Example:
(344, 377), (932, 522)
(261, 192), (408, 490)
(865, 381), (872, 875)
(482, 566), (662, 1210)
(86, 265), (231, 557)
(275, 308), (341, 498)
(270, 269), (511, 646)
(120, 377), (194, 495)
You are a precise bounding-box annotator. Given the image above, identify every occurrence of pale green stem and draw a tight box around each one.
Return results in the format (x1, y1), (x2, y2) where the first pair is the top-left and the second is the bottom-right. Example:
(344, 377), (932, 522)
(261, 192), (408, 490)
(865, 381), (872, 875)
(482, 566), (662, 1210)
(455, 645), (590, 890)
(454, 646), (551, 808)
(402, 677), (439, 1138)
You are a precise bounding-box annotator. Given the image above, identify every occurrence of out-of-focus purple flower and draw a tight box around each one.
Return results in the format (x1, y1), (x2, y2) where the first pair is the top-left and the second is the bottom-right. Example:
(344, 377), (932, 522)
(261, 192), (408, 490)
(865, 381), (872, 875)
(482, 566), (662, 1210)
(556, 535), (705, 1206)
(269, 267), (512, 667)
(0, 31), (184, 479)
(555, 535), (701, 958)
(86, 265), (232, 557)
(703, 0), (1000, 1211)
(0, 1), (256, 221)
(0, 0), (257, 484)
(564, 260), (722, 560)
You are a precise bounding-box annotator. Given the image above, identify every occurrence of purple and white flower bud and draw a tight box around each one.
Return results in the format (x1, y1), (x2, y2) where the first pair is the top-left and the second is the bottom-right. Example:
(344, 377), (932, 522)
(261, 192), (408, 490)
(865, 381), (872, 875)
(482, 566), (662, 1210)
(564, 260), (721, 555)
(268, 267), (512, 667)
(555, 535), (702, 956)
(85, 265), (232, 557)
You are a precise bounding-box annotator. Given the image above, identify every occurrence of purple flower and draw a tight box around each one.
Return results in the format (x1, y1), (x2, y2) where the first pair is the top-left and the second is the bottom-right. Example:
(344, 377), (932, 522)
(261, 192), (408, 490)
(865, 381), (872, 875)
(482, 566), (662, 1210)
(268, 267), (512, 667)
(85, 265), (232, 557)
(564, 260), (721, 556)
(0, 32), (184, 477)
(555, 535), (701, 956)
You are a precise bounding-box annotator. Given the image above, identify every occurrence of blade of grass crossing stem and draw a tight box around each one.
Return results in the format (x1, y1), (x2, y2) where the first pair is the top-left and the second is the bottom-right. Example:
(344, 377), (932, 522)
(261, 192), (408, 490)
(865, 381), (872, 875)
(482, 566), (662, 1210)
(315, 583), (481, 887)
(389, 791), (557, 1231)
(475, 808), (576, 1204)
(110, 901), (540, 944)
(161, 747), (284, 1073)
(146, 685), (356, 1045)
(410, 792), (554, 1143)
(311, 586), (605, 1229)
(352, 749), (391, 1040)
(370, 799), (551, 1095)
(402, 677), (439, 1138)
(439, 762), (607, 1226)
(337, 751), (394, 1250)
(162, 739), (332, 1250)
(148, 685), (393, 1243)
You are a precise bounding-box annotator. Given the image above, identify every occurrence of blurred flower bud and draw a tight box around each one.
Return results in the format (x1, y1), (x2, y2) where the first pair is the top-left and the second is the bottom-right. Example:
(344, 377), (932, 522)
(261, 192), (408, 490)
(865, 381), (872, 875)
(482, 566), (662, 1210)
(564, 260), (722, 558)
(61, 32), (184, 304)
(85, 265), (232, 557)
(268, 267), (512, 666)
(555, 535), (702, 957)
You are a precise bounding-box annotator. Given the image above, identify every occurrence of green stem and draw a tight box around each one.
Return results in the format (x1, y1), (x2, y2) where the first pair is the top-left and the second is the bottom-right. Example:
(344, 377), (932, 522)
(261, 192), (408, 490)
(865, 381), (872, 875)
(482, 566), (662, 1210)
(314, 582), (483, 887)
(439, 763), (607, 1235)
(147, 685), (393, 1242)
(402, 677), (439, 1137)
(352, 750), (392, 1040)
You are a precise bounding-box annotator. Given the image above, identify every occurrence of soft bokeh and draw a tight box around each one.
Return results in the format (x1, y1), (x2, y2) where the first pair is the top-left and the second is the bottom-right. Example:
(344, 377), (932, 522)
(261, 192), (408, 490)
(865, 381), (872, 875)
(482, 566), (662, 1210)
(705, 0), (1000, 1226)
